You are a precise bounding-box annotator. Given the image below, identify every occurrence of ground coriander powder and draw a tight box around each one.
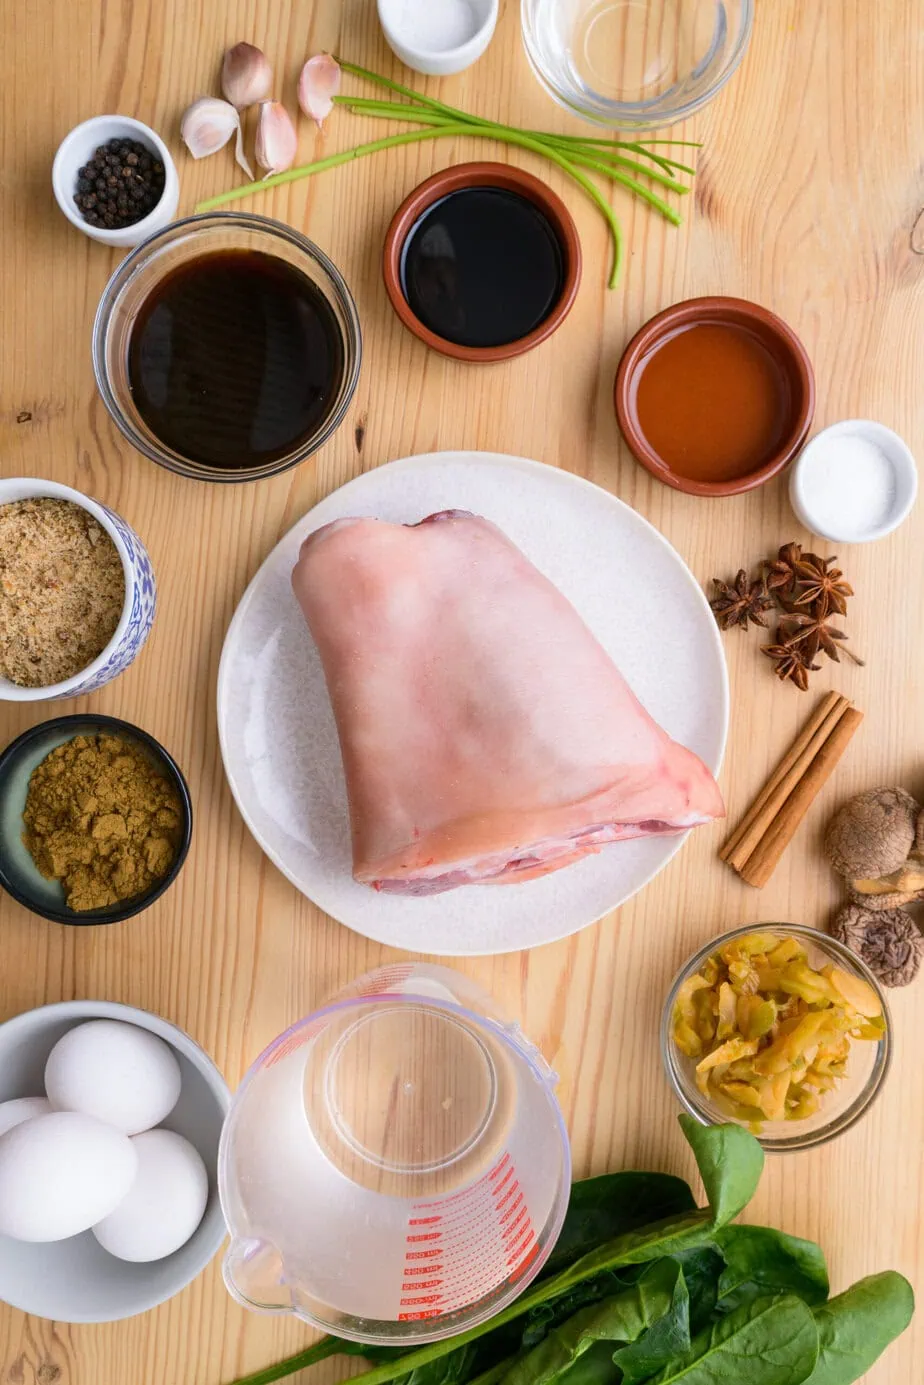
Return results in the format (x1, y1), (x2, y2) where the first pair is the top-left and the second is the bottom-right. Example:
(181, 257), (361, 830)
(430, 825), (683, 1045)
(23, 734), (182, 912)
(0, 498), (125, 687)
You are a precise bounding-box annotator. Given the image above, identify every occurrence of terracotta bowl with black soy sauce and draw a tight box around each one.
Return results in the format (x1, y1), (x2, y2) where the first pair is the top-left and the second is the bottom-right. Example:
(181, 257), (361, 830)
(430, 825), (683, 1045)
(383, 162), (581, 363)
(614, 297), (815, 496)
(93, 213), (362, 484)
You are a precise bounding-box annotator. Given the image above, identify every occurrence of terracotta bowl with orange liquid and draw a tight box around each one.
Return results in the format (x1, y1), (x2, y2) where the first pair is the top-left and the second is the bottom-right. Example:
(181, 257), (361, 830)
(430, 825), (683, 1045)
(614, 297), (815, 497)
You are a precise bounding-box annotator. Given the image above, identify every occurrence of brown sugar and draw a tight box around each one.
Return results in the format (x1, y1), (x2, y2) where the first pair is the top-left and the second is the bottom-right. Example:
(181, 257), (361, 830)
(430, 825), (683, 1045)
(0, 498), (125, 687)
(22, 734), (183, 912)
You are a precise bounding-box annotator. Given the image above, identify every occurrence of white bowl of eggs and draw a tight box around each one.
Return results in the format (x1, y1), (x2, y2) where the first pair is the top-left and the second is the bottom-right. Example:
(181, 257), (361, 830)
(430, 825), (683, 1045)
(0, 1000), (230, 1322)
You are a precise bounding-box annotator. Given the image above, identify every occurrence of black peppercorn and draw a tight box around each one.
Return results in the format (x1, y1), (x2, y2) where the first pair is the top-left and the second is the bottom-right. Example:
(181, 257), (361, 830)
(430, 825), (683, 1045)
(72, 136), (165, 231)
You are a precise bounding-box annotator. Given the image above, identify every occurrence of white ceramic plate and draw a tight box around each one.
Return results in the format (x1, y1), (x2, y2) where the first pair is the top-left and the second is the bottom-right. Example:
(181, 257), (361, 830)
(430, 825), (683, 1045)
(217, 452), (728, 955)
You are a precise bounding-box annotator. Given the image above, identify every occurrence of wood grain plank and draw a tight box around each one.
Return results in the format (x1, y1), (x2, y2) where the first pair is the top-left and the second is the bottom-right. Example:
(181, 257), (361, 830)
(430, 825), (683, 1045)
(1, 0), (922, 1382)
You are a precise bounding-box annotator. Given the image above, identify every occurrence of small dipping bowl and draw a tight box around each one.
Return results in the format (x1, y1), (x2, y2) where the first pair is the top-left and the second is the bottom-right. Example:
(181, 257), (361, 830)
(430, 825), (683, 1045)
(521, 0), (753, 130)
(789, 419), (918, 543)
(0, 999), (229, 1322)
(378, 0), (499, 75)
(615, 297), (815, 496)
(93, 212), (362, 483)
(383, 162), (581, 364)
(0, 477), (156, 703)
(52, 115), (180, 249)
(0, 714), (192, 925)
(662, 923), (891, 1153)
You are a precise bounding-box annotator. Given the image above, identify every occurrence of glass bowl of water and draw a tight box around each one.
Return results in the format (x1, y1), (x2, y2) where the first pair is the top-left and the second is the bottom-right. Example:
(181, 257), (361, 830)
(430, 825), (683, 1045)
(521, 0), (753, 129)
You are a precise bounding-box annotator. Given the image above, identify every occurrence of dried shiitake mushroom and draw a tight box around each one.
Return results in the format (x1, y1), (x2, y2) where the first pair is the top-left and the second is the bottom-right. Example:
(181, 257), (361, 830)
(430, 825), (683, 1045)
(824, 788), (924, 908)
(830, 904), (924, 987)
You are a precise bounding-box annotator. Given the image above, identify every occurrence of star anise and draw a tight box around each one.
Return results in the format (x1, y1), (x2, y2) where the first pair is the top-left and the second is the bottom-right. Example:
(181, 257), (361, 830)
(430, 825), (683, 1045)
(792, 553), (854, 617)
(764, 542), (803, 597)
(779, 613), (865, 665)
(710, 570), (774, 631)
(761, 643), (821, 691)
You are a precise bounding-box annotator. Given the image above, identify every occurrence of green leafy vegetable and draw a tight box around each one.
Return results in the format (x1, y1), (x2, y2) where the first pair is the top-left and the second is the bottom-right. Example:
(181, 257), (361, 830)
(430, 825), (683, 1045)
(223, 1120), (911, 1385)
(715, 1227), (829, 1312)
(519, 1273), (631, 1349)
(391, 1346), (481, 1385)
(543, 1173), (696, 1276)
(549, 1210), (715, 1292)
(611, 1262), (690, 1384)
(500, 1260), (680, 1385)
(673, 1249), (725, 1332)
(552, 1342), (622, 1385)
(677, 1115), (764, 1228)
(804, 1272), (914, 1385)
(642, 1294), (819, 1385)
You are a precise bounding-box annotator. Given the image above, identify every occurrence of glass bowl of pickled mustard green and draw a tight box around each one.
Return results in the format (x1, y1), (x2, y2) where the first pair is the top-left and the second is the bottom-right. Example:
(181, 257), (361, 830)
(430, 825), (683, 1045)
(0, 715), (192, 925)
(661, 924), (891, 1152)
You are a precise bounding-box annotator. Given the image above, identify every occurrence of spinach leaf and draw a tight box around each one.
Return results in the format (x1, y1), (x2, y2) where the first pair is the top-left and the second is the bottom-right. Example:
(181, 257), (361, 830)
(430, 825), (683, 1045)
(551, 1209), (715, 1292)
(715, 1227), (829, 1311)
(673, 1248), (725, 1332)
(610, 1247), (727, 1384)
(499, 1259), (680, 1385)
(642, 1293), (819, 1385)
(803, 1271), (914, 1385)
(611, 1261), (689, 1385)
(677, 1115), (764, 1229)
(520, 1273), (629, 1349)
(553, 1342), (623, 1385)
(544, 1173), (697, 1276)
(391, 1345), (481, 1385)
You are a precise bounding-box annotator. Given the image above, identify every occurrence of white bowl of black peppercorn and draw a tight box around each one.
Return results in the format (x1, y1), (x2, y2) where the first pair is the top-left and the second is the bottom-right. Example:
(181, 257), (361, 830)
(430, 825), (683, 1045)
(52, 115), (179, 248)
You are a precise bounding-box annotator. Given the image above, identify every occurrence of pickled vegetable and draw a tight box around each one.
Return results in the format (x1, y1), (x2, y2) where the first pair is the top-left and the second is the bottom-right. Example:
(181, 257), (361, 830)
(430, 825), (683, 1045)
(672, 931), (885, 1130)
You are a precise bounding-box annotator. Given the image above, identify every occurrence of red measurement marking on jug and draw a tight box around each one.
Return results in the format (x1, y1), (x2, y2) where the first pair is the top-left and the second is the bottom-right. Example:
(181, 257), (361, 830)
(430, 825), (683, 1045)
(354, 964), (415, 996)
(398, 1151), (536, 1319)
(264, 1015), (327, 1068)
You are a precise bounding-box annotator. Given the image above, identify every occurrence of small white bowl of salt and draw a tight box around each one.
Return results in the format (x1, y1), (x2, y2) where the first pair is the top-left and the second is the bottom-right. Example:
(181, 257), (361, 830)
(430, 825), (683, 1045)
(789, 419), (917, 543)
(377, 0), (498, 76)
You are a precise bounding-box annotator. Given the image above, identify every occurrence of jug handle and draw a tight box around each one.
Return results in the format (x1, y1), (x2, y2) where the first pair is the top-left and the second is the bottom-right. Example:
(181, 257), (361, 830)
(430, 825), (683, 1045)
(223, 1237), (293, 1314)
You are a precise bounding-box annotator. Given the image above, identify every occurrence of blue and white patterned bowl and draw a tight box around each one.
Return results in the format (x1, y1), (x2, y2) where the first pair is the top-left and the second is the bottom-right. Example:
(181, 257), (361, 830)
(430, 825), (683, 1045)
(0, 478), (156, 702)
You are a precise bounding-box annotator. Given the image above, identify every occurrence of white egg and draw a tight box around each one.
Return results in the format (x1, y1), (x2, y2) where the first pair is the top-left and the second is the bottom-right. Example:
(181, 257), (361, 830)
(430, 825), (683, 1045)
(0, 1111), (138, 1242)
(45, 1019), (182, 1135)
(0, 1096), (52, 1137)
(92, 1129), (208, 1262)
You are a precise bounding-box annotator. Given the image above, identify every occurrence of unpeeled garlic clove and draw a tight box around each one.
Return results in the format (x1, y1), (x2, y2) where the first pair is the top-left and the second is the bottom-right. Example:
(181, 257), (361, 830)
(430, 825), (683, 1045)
(221, 42), (272, 109)
(297, 53), (341, 127)
(255, 101), (298, 178)
(180, 96), (253, 178)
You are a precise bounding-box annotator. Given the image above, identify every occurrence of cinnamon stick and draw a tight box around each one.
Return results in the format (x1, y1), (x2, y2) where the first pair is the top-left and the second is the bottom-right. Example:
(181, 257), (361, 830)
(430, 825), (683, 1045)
(723, 694), (852, 871)
(719, 691), (845, 862)
(738, 706), (864, 887)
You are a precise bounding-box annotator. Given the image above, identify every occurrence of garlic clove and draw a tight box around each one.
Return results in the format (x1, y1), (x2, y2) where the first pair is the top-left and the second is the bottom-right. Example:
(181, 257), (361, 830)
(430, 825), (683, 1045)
(254, 101), (298, 179)
(180, 96), (254, 178)
(221, 42), (273, 109)
(297, 53), (341, 128)
(180, 97), (237, 158)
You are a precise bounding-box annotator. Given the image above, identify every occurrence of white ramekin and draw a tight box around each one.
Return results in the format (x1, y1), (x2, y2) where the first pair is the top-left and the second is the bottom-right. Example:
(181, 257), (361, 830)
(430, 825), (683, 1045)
(0, 478), (157, 702)
(52, 115), (180, 249)
(789, 418), (918, 543)
(377, 0), (498, 76)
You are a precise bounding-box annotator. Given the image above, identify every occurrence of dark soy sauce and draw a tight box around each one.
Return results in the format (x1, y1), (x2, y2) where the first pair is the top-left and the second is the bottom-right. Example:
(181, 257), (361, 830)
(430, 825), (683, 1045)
(127, 250), (345, 470)
(400, 187), (565, 349)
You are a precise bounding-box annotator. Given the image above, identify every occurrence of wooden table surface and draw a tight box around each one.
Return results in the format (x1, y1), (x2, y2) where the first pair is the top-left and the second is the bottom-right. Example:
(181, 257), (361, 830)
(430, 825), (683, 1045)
(2, 0), (923, 1381)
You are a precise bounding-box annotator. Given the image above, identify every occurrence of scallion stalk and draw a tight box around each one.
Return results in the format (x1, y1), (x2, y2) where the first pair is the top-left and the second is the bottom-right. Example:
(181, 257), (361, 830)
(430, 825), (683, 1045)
(194, 57), (696, 287)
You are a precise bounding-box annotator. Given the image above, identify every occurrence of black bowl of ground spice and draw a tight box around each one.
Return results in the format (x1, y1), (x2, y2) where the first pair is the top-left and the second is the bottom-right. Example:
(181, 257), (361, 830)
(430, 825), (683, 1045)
(0, 715), (192, 925)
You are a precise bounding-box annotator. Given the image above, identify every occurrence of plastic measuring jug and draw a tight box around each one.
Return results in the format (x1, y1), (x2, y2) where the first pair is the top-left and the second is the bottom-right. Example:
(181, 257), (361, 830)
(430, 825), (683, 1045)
(219, 963), (570, 1344)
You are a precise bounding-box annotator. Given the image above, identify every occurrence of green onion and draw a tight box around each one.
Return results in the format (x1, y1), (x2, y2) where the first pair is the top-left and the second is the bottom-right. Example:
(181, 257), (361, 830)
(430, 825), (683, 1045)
(194, 58), (697, 287)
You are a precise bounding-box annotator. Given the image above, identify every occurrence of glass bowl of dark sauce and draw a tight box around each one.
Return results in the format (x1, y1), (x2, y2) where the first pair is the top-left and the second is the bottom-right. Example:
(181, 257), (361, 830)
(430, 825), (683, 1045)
(383, 163), (581, 363)
(93, 213), (362, 483)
